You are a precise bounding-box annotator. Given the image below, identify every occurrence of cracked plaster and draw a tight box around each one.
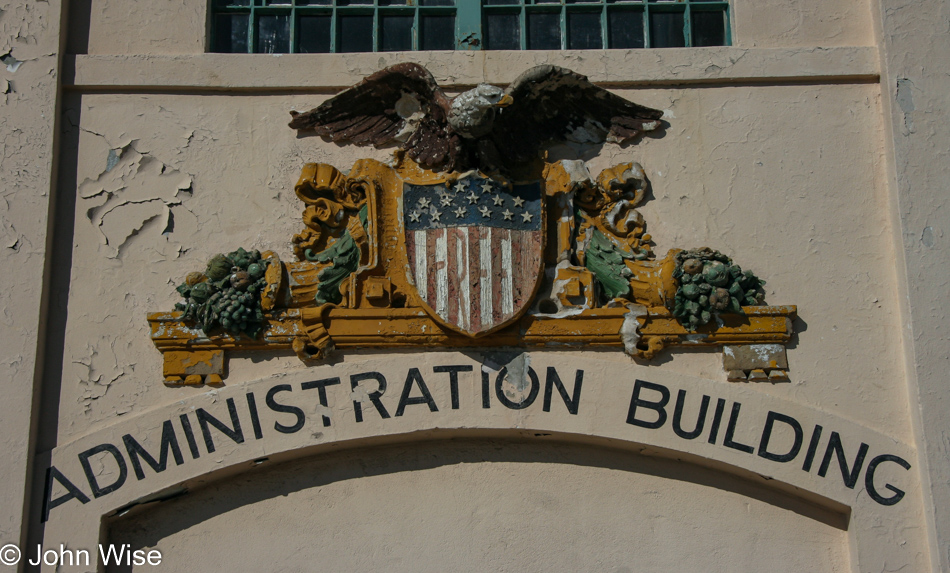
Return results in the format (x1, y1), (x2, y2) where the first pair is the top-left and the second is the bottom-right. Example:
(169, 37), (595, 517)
(0, 0), (61, 548)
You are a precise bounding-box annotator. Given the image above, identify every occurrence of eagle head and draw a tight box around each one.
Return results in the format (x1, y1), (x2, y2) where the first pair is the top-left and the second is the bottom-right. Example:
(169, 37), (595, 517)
(447, 84), (514, 139)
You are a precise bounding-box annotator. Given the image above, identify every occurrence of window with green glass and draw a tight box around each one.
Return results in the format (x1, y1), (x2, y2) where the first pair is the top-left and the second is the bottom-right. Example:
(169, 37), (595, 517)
(210, 0), (729, 53)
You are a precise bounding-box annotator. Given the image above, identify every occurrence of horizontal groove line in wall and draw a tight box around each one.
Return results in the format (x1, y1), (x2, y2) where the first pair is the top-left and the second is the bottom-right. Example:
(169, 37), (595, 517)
(61, 47), (882, 91)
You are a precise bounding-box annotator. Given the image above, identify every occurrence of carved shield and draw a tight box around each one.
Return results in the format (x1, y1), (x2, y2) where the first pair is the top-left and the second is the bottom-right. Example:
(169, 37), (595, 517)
(403, 174), (544, 336)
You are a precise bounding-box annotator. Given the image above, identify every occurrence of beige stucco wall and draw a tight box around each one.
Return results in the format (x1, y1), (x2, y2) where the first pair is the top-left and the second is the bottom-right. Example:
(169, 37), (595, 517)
(2, 0), (949, 570)
(873, 0), (950, 569)
(108, 440), (853, 572)
(0, 0), (62, 556)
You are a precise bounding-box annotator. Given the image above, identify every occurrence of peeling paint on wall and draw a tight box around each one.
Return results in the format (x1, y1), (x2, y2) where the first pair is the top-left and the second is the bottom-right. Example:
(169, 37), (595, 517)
(0, 0), (63, 546)
(896, 77), (916, 136)
(0, 52), (21, 72)
(78, 140), (194, 259)
(0, 197), (22, 251)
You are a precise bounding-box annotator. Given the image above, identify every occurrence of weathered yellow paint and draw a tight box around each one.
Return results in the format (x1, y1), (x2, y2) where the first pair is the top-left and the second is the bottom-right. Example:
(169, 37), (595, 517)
(160, 349), (226, 386)
(150, 305), (794, 355)
(260, 250), (282, 311)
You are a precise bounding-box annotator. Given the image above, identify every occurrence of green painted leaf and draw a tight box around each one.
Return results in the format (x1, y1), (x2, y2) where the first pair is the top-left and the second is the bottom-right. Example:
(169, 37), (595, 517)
(314, 207), (368, 305)
(585, 228), (633, 301)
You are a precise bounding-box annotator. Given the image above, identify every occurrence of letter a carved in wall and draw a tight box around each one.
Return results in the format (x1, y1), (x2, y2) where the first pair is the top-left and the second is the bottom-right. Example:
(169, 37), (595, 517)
(148, 64), (796, 386)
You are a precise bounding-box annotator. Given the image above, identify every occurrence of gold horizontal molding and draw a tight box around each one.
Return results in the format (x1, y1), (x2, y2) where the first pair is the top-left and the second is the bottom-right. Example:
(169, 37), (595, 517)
(149, 305), (795, 351)
(64, 47), (879, 91)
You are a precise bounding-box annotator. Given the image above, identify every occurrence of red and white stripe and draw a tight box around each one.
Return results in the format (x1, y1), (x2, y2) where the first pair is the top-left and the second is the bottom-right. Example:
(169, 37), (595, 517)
(406, 226), (542, 335)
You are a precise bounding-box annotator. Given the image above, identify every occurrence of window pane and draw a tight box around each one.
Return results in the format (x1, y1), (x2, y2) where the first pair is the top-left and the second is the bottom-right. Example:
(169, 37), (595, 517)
(296, 0), (331, 4)
(214, 0), (250, 6)
(420, 0), (454, 5)
(421, 15), (456, 49)
(527, 12), (560, 50)
(298, 15), (331, 53)
(213, 14), (249, 52)
(649, 10), (684, 47)
(381, 15), (413, 51)
(484, 13), (520, 49)
(378, 0), (408, 5)
(339, 15), (374, 52)
(608, 9), (643, 48)
(567, 11), (602, 49)
(255, 14), (290, 53)
(337, 0), (374, 5)
(266, 0), (291, 4)
(484, 0), (520, 5)
(566, 0), (600, 3)
(691, 10), (725, 46)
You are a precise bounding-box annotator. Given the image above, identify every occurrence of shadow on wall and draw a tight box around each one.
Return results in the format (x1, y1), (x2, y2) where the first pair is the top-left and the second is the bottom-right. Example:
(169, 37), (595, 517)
(105, 437), (850, 572)
(65, 0), (91, 55)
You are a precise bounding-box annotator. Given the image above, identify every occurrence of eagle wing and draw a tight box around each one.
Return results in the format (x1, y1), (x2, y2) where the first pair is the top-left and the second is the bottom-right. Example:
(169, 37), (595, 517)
(288, 63), (461, 170)
(490, 65), (664, 166)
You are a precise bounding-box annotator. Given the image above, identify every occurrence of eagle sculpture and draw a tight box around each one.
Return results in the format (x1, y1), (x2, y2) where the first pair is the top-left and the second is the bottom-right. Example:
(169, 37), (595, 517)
(289, 63), (664, 173)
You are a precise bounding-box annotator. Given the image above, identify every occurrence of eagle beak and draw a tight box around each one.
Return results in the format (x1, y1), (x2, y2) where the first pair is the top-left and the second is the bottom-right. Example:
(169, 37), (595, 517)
(495, 94), (514, 108)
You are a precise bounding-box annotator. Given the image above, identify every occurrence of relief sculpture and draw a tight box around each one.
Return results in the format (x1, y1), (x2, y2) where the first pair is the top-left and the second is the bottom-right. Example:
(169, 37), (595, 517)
(148, 63), (796, 386)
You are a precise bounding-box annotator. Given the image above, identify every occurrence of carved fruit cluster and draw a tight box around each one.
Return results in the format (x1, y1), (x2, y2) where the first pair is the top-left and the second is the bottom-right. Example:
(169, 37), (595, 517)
(671, 248), (765, 331)
(175, 248), (270, 338)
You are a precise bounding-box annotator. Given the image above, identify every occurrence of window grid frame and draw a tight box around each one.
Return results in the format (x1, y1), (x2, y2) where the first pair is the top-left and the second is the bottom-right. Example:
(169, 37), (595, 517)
(209, 0), (730, 53)
(480, 0), (731, 50)
(211, 0), (457, 53)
